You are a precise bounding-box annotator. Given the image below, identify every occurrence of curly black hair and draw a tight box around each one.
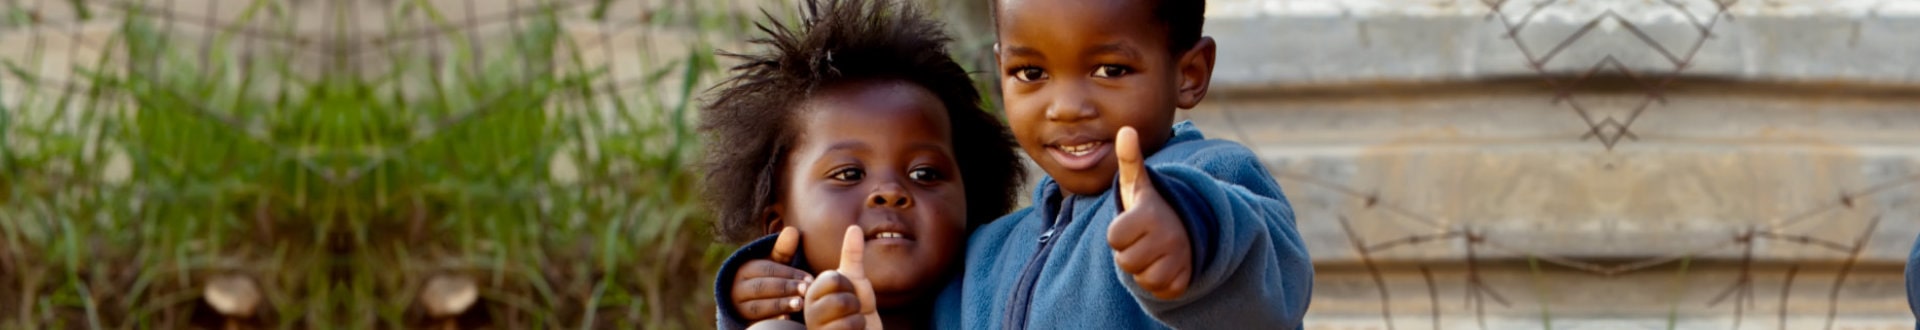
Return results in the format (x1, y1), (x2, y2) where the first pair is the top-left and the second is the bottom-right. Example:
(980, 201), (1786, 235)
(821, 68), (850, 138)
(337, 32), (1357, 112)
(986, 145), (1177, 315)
(700, 0), (1027, 244)
(991, 0), (1206, 53)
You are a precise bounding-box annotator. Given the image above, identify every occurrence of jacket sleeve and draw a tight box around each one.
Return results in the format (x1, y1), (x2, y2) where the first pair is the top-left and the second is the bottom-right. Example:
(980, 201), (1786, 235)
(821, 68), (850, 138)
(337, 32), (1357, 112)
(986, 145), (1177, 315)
(1907, 232), (1920, 328)
(1116, 142), (1314, 329)
(714, 234), (801, 330)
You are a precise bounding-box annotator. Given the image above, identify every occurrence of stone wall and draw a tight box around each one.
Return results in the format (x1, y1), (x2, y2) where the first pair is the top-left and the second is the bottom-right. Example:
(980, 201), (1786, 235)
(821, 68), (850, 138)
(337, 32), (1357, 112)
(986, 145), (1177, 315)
(1191, 0), (1920, 328)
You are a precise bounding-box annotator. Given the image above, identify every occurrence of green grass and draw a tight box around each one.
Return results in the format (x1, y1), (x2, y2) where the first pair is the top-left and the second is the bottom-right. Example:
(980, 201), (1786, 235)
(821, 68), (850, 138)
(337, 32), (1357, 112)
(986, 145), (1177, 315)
(0, 0), (767, 328)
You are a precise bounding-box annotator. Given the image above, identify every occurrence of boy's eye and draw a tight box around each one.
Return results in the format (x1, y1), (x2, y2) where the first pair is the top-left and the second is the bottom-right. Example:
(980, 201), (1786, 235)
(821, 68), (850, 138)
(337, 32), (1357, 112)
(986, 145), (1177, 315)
(1010, 67), (1049, 82)
(908, 168), (943, 183)
(830, 168), (865, 182)
(1092, 65), (1131, 78)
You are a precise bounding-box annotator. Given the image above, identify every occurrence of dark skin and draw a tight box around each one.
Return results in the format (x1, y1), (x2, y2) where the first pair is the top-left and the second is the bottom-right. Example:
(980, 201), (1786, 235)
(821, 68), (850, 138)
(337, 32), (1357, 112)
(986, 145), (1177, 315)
(728, 79), (967, 329)
(995, 0), (1218, 299)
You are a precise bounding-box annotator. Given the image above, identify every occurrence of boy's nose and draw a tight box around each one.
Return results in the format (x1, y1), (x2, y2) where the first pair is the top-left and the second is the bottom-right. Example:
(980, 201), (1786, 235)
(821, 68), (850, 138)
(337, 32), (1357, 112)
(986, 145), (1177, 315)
(866, 182), (912, 209)
(1044, 83), (1096, 122)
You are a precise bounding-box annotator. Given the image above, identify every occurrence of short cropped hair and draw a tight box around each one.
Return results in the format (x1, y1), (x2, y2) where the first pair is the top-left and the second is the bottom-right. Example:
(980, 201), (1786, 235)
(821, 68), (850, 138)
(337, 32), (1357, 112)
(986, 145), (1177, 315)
(991, 0), (1206, 53)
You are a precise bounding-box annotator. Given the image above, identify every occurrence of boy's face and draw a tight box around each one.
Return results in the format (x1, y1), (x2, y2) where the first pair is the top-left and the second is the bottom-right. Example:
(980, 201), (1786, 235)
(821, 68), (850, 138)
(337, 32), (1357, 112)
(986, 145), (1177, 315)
(995, 0), (1214, 196)
(775, 79), (967, 308)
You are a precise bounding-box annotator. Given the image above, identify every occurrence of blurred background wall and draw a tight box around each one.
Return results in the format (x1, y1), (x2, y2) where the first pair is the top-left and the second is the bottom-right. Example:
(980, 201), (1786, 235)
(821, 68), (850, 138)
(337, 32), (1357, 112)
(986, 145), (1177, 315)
(1179, 1), (1920, 329)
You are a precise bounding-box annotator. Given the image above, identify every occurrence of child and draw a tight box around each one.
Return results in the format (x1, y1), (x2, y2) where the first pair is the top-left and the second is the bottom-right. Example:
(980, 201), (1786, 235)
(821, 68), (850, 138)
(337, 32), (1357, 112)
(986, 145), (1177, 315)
(961, 0), (1313, 328)
(700, 0), (1025, 328)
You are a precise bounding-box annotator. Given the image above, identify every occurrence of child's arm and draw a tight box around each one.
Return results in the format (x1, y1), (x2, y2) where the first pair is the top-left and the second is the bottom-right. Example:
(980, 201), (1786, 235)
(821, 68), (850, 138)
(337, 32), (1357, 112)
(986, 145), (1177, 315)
(1109, 128), (1314, 328)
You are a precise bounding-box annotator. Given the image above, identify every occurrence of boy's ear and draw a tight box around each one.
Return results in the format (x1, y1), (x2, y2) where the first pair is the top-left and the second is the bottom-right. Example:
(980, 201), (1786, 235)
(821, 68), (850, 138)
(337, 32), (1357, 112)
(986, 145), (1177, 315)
(761, 204), (787, 235)
(1174, 37), (1217, 109)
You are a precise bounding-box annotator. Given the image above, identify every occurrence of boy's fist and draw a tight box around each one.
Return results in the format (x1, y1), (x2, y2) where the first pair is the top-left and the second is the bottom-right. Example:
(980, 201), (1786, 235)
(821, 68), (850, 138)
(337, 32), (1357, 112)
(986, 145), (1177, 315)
(803, 226), (882, 330)
(731, 227), (812, 321)
(1107, 126), (1193, 300)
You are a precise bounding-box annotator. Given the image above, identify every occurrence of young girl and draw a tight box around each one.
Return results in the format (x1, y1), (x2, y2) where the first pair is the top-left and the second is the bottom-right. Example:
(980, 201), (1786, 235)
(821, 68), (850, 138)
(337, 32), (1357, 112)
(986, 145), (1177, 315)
(700, 0), (1024, 328)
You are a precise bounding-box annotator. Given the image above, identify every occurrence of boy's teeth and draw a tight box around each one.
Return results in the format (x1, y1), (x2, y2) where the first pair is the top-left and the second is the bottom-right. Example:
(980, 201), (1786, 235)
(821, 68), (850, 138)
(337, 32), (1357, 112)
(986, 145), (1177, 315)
(877, 232), (904, 239)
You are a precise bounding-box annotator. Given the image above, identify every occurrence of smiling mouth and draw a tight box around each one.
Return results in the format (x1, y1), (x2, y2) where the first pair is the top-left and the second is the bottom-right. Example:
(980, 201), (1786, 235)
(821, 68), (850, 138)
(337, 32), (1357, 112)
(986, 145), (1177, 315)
(1044, 139), (1112, 171)
(1056, 141), (1103, 156)
(865, 223), (915, 242)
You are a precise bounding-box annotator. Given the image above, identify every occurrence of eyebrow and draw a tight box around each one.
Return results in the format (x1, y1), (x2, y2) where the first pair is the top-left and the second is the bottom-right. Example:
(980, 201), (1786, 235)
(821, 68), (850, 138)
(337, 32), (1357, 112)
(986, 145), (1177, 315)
(824, 141), (946, 155)
(1086, 42), (1141, 60)
(825, 141), (871, 153)
(1003, 43), (1142, 61)
(905, 142), (949, 155)
(1002, 45), (1045, 60)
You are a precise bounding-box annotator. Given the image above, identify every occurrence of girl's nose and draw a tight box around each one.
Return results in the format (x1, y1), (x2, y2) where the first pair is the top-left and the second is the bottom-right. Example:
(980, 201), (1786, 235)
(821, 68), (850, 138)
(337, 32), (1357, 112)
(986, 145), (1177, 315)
(865, 182), (912, 209)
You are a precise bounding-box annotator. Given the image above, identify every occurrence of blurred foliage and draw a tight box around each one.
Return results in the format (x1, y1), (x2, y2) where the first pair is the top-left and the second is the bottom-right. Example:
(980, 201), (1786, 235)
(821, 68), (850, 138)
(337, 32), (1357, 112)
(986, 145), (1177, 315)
(0, 0), (789, 328)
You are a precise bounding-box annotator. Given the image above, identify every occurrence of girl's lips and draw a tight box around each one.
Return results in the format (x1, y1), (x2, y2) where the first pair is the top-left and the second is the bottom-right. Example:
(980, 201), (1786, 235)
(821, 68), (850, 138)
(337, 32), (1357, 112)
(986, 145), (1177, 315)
(1046, 141), (1110, 171)
(864, 220), (915, 250)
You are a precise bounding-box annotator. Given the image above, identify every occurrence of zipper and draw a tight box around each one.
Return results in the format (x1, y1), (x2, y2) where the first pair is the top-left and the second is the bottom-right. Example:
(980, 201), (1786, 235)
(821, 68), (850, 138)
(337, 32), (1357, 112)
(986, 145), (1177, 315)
(1002, 197), (1072, 330)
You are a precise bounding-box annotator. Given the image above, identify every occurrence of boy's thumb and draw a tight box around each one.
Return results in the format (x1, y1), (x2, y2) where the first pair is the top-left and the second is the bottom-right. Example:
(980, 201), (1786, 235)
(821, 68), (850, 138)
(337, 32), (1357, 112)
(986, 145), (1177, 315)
(770, 226), (800, 263)
(1116, 126), (1146, 210)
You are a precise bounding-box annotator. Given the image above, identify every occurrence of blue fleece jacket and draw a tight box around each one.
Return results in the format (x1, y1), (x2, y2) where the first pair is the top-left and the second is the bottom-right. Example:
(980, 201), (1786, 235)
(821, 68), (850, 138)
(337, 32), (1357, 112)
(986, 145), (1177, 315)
(1907, 232), (1919, 328)
(960, 121), (1313, 329)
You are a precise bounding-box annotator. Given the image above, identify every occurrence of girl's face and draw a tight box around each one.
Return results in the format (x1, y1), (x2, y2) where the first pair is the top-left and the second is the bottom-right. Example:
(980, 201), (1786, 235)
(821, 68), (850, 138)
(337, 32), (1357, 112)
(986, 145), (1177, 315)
(775, 79), (967, 308)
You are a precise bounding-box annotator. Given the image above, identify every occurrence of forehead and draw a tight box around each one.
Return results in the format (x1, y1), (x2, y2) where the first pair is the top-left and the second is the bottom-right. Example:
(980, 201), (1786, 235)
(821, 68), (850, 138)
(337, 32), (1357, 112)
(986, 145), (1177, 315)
(795, 79), (952, 141)
(996, 0), (1163, 42)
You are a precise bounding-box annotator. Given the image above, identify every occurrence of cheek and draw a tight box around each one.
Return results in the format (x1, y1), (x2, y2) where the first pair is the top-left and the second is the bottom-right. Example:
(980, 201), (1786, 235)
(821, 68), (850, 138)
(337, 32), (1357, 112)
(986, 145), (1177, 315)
(1001, 94), (1048, 149)
(787, 189), (861, 270)
(798, 220), (850, 271)
(1112, 79), (1179, 127)
(916, 190), (969, 247)
(801, 234), (843, 271)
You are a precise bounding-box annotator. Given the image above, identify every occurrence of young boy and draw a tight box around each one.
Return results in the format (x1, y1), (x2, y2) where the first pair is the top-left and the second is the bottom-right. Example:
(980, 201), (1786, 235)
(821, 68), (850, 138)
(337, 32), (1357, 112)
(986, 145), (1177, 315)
(962, 0), (1313, 328)
(700, 0), (1025, 328)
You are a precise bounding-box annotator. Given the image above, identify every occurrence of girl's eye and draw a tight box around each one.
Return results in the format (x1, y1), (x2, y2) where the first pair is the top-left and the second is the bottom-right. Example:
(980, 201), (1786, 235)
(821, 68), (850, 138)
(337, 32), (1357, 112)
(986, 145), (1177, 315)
(1092, 65), (1131, 78)
(1011, 67), (1049, 82)
(830, 168), (865, 182)
(908, 168), (943, 183)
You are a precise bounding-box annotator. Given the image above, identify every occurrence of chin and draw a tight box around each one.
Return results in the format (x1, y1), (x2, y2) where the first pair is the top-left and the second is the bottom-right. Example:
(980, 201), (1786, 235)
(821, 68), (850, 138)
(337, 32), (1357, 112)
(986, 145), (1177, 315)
(1053, 177), (1116, 196)
(869, 278), (935, 308)
(867, 269), (926, 293)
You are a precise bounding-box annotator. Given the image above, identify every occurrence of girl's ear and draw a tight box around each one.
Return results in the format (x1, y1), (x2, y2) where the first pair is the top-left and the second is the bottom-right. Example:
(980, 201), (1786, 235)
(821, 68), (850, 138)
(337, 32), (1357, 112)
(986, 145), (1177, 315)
(762, 204), (787, 235)
(1174, 37), (1217, 109)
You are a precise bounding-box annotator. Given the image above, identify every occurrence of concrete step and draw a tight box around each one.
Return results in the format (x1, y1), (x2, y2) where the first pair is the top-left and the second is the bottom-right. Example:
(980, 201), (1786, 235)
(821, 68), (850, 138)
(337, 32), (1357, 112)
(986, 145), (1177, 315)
(1182, 82), (1920, 264)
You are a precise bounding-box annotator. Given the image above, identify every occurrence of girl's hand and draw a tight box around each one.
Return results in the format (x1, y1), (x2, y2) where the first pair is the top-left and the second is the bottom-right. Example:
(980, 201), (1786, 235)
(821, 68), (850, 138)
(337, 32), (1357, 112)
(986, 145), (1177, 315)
(731, 227), (814, 321)
(803, 226), (882, 330)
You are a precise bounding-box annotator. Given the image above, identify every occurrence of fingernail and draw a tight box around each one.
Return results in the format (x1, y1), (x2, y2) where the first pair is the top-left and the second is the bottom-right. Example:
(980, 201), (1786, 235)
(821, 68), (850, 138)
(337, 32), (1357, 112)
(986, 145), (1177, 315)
(788, 297), (802, 310)
(797, 281), (808, 293)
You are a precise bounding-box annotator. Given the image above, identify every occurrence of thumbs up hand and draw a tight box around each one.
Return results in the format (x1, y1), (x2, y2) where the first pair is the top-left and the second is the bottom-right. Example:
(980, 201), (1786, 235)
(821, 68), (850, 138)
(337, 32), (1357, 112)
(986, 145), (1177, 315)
(803, 226), (883, 330)
(1106, 126), (1193, 300)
